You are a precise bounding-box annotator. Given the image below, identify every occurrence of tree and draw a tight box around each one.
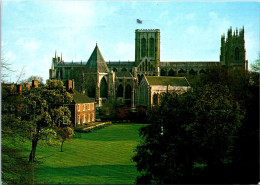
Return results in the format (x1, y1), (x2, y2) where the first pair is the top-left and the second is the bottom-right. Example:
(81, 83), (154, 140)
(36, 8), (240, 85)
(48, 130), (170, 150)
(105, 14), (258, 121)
(1, 57), (14, 80)
(250, 52), (260, 72)
(24, 79), (73, 162)
(20, 75), (45, 86)
(133, 81), (244, 184)
(56, 126), (74, 152)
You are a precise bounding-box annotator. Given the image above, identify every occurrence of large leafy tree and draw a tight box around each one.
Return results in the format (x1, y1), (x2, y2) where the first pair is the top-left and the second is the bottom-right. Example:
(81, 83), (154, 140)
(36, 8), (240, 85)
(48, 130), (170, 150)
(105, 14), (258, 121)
(133, 69), (246, 184)
(24, 79), (73, 162)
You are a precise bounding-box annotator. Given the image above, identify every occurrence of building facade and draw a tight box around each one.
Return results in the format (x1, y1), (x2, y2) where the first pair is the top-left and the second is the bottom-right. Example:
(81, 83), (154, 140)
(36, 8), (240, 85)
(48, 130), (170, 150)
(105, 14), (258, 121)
(136, 76), (191, 108)
(49, 27), (248, 108)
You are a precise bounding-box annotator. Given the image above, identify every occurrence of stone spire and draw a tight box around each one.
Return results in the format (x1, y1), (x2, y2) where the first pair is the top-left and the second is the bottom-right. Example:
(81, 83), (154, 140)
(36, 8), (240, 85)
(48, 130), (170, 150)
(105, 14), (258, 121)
(86, 44), (109, 73)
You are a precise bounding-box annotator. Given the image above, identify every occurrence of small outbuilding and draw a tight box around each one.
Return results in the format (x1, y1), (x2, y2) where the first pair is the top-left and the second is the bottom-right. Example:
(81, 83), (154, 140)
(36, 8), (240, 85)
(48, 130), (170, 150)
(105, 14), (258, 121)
(136, 76), (191, 108)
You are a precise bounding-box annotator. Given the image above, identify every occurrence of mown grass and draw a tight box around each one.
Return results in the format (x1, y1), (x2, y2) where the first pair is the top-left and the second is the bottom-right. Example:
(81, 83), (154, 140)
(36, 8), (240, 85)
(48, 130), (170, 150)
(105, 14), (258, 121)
(34, 123), (147, 184)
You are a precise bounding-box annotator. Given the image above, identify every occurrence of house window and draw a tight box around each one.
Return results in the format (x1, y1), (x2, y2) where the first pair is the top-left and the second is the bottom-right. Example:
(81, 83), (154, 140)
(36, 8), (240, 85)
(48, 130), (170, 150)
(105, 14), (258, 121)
(88, 113), (90, 122)
(92, 113), (94, 121)
(88, 104), (90, 110)
(78, 104), (80, 112)
(78, 115), (80, 125)
(83, 114), (85, 123)
(83, 104), (85, 111)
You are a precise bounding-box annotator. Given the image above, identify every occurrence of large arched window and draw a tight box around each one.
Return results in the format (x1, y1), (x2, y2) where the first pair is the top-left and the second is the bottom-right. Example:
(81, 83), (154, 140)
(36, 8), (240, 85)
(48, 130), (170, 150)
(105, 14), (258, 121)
(112, 68), (117, 72)
(199, 69), (206, 74)
(125, 85), (132, 99)
(141, 38), (146, 57)
(149, 38), (154, 58)
(168, 69), (175, 76)
(178, 69), (185, 74)
(161, 69), (166, 76)
(100, 77), (108, 98)
(117, 84), (123, 97)
(235, 47), (239, 60)
(189, 69), (196, 75)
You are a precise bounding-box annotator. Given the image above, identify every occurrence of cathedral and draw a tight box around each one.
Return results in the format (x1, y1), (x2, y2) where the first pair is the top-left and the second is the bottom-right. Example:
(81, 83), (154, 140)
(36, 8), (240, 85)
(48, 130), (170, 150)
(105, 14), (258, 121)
(49, 27), (248, 108)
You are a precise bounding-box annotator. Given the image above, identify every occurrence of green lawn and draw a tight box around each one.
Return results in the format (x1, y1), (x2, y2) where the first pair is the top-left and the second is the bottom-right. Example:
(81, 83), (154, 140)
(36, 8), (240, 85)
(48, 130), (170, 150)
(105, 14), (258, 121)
(34, 123), (147, 184)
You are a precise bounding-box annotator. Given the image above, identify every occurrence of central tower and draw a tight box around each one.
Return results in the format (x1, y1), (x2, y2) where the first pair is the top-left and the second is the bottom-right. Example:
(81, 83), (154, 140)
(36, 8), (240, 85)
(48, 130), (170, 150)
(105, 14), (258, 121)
(135, 29), (160, 67)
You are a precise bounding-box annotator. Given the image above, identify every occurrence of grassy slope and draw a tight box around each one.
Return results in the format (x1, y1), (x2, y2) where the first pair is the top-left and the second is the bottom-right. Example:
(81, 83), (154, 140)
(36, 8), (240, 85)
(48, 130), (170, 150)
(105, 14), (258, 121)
(34, 124), (147, 184)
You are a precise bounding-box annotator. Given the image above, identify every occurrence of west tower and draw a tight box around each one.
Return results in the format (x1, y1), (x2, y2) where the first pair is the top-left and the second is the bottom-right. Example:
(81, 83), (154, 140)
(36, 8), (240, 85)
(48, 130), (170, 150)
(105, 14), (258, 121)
(220, 27), (248, 70)
(135, 29), (160, 67)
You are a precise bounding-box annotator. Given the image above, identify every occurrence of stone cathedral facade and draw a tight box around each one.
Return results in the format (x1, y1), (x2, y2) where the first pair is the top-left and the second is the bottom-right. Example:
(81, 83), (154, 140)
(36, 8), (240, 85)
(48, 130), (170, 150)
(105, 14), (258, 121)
(49, 27), (248, 108)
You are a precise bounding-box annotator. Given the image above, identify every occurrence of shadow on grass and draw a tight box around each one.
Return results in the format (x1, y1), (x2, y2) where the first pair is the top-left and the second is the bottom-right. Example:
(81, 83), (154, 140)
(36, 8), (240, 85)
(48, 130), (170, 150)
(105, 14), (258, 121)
(36, 164), (138, 184)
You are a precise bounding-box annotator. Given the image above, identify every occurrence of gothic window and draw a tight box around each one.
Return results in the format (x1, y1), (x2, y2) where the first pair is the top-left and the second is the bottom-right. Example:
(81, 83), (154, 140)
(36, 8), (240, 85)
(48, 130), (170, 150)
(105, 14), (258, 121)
(235, 47), (239, 60)
(178, 69), (185, 74)
(189, 69), (197, 75)
(112, 68), (117, 72)
(149, 38), (155, 58)
(137, 74), (141, 85)
(125, 85), (132, 99)
(117, 84), (123, 97)
(121, 68), (127, 72)
(199, 69), (206, 74)
(168, 69), (175, 76)
(153, 93), (159, 105)
(161, 69), (166, 76)
(141, 38), (146, 57)
(100, 77), (108, 98)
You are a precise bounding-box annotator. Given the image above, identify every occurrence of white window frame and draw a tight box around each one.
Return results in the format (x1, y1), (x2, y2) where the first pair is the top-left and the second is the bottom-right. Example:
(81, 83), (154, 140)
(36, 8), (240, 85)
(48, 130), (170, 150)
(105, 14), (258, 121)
(78, 115), (80, 125)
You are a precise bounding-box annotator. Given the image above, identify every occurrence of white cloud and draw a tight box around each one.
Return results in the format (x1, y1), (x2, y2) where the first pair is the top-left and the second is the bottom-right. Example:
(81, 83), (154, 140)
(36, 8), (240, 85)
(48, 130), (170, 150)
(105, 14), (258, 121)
(15, 38), (41, 53)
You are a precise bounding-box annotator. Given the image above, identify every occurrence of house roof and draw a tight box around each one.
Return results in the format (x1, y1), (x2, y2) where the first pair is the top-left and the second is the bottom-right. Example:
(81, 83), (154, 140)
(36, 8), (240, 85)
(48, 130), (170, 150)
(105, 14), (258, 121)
(86, 44), (110, 73)
(73, 91), (95, 104)
(145, 76), (190, 86)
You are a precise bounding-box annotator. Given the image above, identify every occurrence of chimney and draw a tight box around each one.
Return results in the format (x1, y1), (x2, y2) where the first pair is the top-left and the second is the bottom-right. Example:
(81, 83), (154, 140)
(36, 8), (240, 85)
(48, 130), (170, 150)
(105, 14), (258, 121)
(16, 84), (22, 95)
(32, 80), (38, 88)
(10, 83), (15, 93)
(67, 79), (75, 91)
(24, 83), (30, 90)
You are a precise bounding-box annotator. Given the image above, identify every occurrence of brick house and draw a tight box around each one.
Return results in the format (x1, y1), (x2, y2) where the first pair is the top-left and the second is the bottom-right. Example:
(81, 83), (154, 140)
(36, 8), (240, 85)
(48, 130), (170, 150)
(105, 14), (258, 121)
(71, 91), (96, 127)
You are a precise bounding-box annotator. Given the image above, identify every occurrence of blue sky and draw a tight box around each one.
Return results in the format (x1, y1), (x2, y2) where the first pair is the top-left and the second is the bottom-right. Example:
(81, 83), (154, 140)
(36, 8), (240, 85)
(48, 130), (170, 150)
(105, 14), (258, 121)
(2, 1), (259, 83)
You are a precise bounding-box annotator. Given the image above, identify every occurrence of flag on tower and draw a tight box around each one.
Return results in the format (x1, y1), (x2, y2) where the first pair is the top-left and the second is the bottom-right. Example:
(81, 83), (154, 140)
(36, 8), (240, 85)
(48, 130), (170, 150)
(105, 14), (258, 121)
(136, 19), (142, 24)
